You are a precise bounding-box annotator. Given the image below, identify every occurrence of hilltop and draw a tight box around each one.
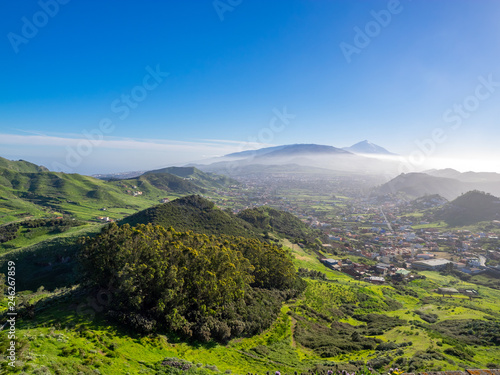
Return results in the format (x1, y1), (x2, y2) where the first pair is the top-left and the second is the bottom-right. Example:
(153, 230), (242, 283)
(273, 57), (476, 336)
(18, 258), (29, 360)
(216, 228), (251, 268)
(120, 195), (324, 243)
(120, 195), (260, 238)
(342, 140), (396, 155)
(435, 190), (500, 226)
(0, 156), (48, 173)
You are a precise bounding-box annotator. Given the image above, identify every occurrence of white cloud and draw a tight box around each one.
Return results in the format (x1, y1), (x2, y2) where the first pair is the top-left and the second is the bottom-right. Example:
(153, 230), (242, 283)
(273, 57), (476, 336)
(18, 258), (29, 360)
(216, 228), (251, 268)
(0, 133), (249, 152)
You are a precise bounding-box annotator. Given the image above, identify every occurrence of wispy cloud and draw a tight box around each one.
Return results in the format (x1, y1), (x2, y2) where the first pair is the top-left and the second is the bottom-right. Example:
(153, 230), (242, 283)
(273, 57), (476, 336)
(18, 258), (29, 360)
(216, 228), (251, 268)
(0, 133), (250, 153)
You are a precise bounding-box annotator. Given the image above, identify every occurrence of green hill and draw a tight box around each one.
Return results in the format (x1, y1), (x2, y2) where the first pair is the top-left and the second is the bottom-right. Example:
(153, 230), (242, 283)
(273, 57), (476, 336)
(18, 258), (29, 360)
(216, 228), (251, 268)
(0, 168), (172, 225)
(144, 166), (238, 189)
(237, 206), (323, 243)
(115, 172), (203, 194)
(0, 156), (215, 225)
(120, 195), (260, 238)
(435, 190), (500, 226)
(0, 156), (48, 173)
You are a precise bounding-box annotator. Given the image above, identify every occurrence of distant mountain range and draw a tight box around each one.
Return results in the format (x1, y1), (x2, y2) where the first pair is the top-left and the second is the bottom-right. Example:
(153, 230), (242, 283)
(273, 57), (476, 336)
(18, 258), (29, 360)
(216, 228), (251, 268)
(224, 141), (394, 159)
(196, 142), (399, 176)
(95, 141), (397, 178)
(225, 144), (351, 159)
(378, 170), (500, 200)
(424, 168), (500, 183)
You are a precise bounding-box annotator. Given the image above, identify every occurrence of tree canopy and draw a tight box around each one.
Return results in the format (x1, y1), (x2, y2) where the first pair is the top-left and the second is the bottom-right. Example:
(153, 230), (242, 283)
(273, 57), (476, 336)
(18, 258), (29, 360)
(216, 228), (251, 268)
(79, 223), (304, 342)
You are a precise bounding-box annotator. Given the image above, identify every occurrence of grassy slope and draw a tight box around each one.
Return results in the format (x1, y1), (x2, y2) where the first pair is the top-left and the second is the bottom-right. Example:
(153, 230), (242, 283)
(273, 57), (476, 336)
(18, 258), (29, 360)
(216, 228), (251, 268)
(3, 238), (500, 374)
(145, 166), (238, 189)
(0, 157), (48, 173)
(0, 168), (188, 225)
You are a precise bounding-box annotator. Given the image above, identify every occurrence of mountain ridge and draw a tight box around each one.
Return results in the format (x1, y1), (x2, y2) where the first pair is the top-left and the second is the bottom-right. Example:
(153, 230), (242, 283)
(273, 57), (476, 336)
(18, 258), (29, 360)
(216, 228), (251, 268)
(342, 140), (396, 155)
(378, 172), (500, 200)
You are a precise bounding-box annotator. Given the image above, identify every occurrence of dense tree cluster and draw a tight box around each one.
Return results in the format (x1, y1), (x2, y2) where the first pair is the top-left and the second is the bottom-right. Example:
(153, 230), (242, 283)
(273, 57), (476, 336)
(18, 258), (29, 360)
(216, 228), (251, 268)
(237, 206), (326, 244)
(121, 195), (259, 238)
(79, 223), (304, 342)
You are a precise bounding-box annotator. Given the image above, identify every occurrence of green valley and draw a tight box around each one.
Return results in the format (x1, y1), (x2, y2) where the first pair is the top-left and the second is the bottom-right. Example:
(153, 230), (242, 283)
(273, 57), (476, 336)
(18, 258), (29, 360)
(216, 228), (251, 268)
(0, 159), (500, 374)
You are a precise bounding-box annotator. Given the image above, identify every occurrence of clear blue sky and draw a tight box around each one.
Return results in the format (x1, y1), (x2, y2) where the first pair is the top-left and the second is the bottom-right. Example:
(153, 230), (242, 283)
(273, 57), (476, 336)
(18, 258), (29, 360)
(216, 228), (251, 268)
(1, 0), (500, 174)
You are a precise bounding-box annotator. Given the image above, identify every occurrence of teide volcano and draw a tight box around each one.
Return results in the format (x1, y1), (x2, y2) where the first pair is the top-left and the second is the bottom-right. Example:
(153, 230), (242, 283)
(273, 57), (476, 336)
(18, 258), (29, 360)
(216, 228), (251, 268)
(194, 143), (400, 177)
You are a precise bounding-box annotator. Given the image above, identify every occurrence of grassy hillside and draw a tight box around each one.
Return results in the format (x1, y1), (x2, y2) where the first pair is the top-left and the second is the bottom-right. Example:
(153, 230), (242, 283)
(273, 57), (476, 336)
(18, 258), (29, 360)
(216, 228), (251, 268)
(0, 168), (190, 225)
(145, 167), (238, 189)
(120, 195), (261, 238)
(0, 221), (104, 291)
(0, 157), (48, 173)
(115, 172), (204, 194)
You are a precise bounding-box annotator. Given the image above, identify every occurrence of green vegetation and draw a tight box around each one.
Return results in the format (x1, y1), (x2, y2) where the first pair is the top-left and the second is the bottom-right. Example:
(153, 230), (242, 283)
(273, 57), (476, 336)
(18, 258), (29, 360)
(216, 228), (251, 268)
(0, 167), (165, 224)
(0, 168), (500, 375)
(0, 162), (235, 226)
(0, 217), (83, 252)
(121, 195), (261, 238)
(145, 166), (238, 189)
(0, 157), (48, 173)
(117, 172), (203, 195)
(0, 223), (102, 291)
(237, 206), (324, 244)
(79, 223), (304, 342)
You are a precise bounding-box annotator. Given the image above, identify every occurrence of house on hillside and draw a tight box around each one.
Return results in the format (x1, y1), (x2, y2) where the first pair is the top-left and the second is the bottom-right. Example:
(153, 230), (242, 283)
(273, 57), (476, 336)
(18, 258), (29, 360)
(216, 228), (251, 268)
(366, 276), (385, 285)
(437, 287), (459, 296)
(321, 258), (342, 270)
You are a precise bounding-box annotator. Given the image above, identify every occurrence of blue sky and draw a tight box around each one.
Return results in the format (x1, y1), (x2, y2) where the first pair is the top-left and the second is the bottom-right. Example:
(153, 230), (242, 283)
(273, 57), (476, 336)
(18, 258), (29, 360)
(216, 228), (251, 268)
(1, 0), (500, 174)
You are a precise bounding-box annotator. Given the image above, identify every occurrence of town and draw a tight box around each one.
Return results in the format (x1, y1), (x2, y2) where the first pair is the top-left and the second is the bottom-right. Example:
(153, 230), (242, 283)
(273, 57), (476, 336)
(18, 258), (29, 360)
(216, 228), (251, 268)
(206, 172), (500, 287)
